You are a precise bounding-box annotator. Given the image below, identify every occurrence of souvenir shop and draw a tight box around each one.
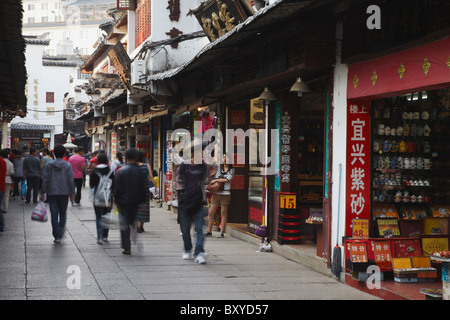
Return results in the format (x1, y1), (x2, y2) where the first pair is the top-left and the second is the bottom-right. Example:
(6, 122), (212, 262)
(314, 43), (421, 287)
(343, 36), (450, 299)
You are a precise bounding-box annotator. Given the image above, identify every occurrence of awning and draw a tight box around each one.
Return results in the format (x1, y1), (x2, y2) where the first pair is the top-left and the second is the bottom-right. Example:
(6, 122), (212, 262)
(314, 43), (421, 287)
(0, 1), (27, 114)
(146, 0), (323, 84)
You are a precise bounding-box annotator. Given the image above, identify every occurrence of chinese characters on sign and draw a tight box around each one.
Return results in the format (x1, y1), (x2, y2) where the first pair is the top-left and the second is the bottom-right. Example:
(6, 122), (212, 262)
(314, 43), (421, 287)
(349, 242), (368, 263)
(373, 240), (392, 270)
(280, 112), (291, 184)
(346, 102), (371, 237)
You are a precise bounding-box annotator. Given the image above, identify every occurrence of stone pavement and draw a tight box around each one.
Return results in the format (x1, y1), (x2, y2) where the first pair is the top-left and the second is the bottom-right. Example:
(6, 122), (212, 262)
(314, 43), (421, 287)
(0, 184), (379, 301)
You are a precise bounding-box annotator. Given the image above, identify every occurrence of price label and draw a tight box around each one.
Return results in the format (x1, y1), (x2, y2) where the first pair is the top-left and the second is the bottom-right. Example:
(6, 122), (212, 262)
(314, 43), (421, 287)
(352, 219), (369, 238)
(280, 194), (296, 209)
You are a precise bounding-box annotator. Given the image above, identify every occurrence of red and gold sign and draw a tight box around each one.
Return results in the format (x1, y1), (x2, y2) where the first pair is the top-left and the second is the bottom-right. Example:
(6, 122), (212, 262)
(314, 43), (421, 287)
(346, 101), (371, 236)
(348, 37), (450, 99)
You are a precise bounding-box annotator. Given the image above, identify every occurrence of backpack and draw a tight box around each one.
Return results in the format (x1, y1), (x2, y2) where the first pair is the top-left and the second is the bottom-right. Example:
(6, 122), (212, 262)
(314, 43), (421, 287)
(93, 169), (113, 208)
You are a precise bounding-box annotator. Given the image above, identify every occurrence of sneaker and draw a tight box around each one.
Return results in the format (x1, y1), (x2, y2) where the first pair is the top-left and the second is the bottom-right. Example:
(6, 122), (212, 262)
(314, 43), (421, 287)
(73, 203), (80, 206)
(217, 232), (224, 238)
(205, 232), (212, 237)
(182, 251), (191, 260)
(194, 252), (206, 264)
(97, 238), (103, 245)
(122, 249), (131, 255)
(54, 238), (61, 244)
(102, 237), (108, 242)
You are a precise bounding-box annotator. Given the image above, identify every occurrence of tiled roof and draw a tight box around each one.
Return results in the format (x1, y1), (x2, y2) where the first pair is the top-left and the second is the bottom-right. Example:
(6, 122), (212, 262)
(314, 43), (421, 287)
(10, 122), (55, 131)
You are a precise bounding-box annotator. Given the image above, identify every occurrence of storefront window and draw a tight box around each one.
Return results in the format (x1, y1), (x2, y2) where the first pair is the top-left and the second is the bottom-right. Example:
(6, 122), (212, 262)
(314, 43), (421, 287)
(372, 88), (450, 238)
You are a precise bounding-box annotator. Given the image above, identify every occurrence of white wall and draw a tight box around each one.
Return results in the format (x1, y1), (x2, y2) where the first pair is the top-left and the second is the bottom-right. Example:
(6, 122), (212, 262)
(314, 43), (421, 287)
(139, 0), (208, 73)
(11, 42), (79, 148)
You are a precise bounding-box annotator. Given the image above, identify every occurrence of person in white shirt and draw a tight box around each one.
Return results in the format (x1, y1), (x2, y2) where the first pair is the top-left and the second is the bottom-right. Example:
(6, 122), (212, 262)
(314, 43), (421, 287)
(1, 149), (14, 213)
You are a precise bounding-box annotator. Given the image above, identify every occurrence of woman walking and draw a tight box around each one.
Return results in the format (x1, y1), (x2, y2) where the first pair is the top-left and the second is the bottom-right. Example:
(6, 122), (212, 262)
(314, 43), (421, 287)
(135, 151), (156, 233)
(206, 154), (234, 238)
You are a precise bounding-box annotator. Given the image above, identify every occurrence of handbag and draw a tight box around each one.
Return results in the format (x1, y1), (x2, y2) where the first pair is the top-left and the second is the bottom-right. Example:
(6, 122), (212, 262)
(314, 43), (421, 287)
(31, 201), (48, 222)
(206, 165), (224, 193)
(207, 180), (224, 193)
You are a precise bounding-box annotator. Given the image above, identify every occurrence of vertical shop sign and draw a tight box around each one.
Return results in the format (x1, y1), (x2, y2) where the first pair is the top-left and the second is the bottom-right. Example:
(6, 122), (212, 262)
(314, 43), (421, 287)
(165, 130), (174, 205)
(111, 132), (117, 160)
(346, 101), (371, 237)
(280, 111), (291, 185)
(274, 102), (281, 191)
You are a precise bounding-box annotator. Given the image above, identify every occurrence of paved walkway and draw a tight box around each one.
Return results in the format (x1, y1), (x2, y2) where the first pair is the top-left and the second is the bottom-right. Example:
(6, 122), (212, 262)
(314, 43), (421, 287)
(0, 183), (378, 300)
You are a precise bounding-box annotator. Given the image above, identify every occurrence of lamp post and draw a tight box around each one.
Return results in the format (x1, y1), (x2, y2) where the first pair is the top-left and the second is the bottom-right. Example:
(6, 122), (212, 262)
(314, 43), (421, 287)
(258, 87), (276, 248)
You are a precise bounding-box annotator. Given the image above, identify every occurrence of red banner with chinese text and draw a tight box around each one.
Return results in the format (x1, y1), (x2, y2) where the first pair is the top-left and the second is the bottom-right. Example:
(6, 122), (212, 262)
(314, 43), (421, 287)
(346, 101), (371, 237)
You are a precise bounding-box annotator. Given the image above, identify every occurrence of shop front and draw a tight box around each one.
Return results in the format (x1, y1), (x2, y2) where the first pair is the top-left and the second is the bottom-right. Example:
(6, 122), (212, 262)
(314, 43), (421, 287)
(344, 36), (450, 297)
(10, 123), (55, 151)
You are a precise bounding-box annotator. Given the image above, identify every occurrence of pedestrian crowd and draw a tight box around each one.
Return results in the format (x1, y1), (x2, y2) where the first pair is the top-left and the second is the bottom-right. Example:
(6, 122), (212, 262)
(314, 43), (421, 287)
(0, 143), (234, 265)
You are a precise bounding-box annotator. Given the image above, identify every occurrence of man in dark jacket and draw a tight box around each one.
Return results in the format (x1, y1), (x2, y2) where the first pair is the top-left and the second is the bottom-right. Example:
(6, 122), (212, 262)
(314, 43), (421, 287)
(113, 148), (149, 255)
(23, 147), (41, 204)
(40, 145), (75, 243)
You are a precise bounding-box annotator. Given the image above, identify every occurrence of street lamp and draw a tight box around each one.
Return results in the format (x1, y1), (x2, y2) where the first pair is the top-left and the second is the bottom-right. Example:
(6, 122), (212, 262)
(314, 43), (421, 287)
(290, 77), (310, 97)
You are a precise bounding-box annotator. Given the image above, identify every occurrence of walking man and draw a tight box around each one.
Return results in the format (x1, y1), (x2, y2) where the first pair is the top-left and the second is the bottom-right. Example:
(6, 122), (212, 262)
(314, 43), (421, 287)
(176, 145), (209, 264)
(40, 145), (75, 243)
(23, 147), (41, 204)
(68, 147), (86, 206)
(113, 149), (149, 255)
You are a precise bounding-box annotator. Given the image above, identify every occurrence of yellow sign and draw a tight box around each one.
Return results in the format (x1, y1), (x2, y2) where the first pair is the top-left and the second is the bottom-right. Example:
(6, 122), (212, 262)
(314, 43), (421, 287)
(280, 194), (296, 209)
(352, 219), (369, 238)
(422, 237), (449, 254)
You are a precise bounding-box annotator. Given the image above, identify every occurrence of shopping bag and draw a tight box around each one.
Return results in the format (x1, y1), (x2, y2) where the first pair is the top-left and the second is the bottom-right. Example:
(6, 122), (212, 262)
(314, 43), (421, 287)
(101, 208), (120, 230)
(21, 180), (26, 197)
(31, 201), (48, 222)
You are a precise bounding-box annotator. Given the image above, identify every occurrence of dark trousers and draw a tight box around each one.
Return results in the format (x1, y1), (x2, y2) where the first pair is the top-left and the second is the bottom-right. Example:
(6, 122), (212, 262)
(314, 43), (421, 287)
(12, 176), (24, 197)
(26, 176), (40, 203)
(94, 206), (110, 239)
(74, 178), (83, 204)
(118, 205), (138, 251)
(48, 195), (69, 240)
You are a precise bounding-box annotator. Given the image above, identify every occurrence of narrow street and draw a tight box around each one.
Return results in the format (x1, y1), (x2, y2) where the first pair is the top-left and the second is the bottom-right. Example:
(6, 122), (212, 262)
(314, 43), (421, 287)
(0, 184), (378, 301)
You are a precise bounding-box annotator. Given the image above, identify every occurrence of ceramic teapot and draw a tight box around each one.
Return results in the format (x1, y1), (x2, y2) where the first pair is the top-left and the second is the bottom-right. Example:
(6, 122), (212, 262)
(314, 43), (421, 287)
(423, 124), (431, 136)
(399, 140), (407, 152)
(397, 156), (404, 169)
(403, 123), (410, 136)
(391, 141), (399, 152)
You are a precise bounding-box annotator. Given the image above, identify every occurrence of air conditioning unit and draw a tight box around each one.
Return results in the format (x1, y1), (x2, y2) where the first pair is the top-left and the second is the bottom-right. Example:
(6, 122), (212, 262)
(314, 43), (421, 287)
(131, 60), (146, 85)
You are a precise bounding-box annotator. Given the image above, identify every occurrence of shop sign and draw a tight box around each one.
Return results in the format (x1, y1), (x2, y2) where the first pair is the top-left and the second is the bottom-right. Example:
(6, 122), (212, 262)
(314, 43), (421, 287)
(274, 102), (281, 191)
(165, 130), (174, 204)
(372, 240), (392, 271)
(348, 37), (450, 100)
(280, 111), (291, 185)
(111, 132), (117, 159)
(280, 193), (296, 210)
(346, 101), (371, 236)
(349, 242), (368, 263)
(108, 42), (133, 93)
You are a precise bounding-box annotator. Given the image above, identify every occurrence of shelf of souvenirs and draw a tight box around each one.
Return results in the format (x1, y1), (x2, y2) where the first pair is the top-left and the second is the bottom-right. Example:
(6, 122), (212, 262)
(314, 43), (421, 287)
(372, 203), (450, 220)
